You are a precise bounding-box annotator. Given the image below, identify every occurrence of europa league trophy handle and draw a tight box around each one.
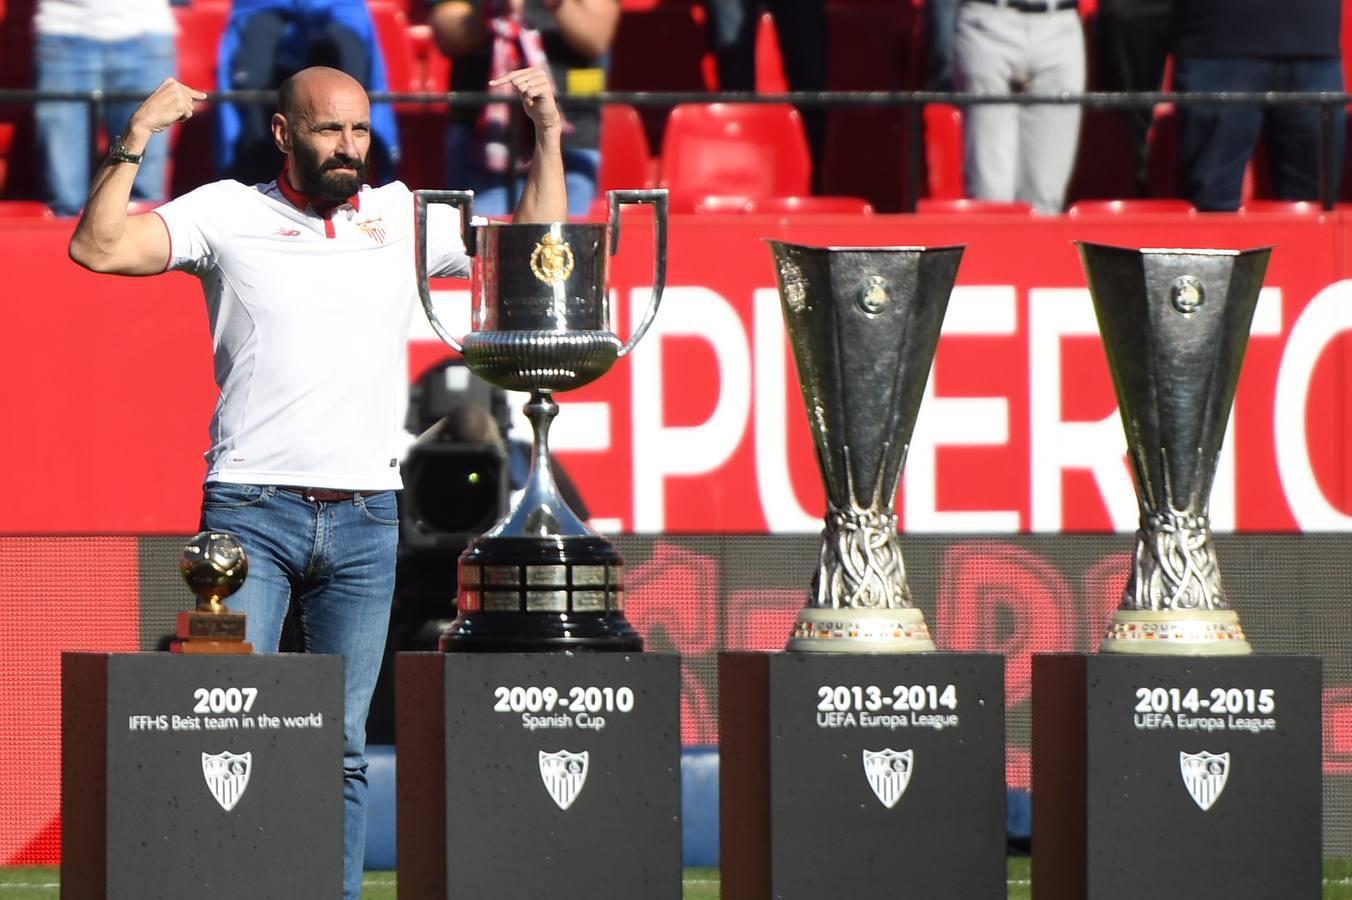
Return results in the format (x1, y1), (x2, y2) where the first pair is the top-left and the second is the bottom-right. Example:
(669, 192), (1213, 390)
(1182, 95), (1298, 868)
(413, 189), (477, 353)
(606, 189), (668, 358)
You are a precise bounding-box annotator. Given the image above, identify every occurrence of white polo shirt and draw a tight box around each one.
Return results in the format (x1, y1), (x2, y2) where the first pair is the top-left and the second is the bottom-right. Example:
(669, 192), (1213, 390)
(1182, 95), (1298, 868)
(155, 177), (470, 490)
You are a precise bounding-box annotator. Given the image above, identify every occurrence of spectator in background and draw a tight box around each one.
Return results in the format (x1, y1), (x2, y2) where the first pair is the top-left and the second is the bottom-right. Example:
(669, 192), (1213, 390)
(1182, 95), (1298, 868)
(429, 0), (619, 217)
(923, 0), (958, 91)
(32, 0), (177, 215)
(1174, 0), (1344, 211)
(953, 0), (1085, 214)
(216, 0), (400, 185)
(1096, 0), (1171, 195)
(700, 0), (829, 187)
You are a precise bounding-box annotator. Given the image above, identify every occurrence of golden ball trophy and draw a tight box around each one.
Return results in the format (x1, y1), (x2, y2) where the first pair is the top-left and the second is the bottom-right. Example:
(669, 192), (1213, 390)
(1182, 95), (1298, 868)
(170, 531), (252, 654)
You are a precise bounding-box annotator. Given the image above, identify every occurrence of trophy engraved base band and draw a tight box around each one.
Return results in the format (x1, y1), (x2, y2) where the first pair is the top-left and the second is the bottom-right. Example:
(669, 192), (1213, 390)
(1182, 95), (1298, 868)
(443, 536), (642, 652)
(174, 610), (247, 640)
(787, 607), (935, 653)
(1100, 609), (1251, 655)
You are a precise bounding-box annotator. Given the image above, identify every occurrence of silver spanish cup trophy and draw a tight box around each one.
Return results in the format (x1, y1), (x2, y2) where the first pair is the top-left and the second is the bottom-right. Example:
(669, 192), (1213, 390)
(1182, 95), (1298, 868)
(769, 241), (964, 652)
(414, 188), (667, 651)
(1079, 242), (1270, 655)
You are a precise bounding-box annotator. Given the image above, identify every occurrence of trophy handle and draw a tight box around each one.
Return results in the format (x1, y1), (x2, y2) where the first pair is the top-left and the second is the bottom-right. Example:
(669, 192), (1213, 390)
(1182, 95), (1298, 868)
(414, 189), (477, 354)
(607, 189), (668, 358)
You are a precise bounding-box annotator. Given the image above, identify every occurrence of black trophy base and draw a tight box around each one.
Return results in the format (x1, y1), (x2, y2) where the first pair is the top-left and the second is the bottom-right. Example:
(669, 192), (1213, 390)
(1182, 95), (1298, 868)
(1032, 654), (1321, 900)
(720, 652), (1007, 900)
(62, 652), (344, 899)
(444, 534), (642, 652)
(395, 652), (682, 899)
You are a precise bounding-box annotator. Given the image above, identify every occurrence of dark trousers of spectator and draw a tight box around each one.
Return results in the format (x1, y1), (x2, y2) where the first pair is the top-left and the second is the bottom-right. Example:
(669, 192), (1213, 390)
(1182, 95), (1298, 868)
(702, 0), (829, 190)
(1095, 0), (1171, 193)
(1175, 56), (1346, 211)
(227, 10), (370, 185)
(923, 0), (957, 90)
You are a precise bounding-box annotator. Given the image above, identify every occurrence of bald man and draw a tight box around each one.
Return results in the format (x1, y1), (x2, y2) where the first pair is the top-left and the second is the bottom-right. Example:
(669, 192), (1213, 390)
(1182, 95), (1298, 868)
(70, 66), (566, 900)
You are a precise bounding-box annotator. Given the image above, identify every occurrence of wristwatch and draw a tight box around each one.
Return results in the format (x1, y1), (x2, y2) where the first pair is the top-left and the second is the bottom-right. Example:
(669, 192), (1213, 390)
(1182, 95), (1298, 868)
(107, 136), (144, 165)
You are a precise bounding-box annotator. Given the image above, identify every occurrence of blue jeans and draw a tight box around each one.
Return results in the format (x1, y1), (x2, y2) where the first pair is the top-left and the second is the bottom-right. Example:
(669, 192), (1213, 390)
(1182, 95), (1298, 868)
(1175, 55), (1346, 211)
(199, 482), (399, 900)
(33, 32), (176, 216)
(445, 122), (599, 216)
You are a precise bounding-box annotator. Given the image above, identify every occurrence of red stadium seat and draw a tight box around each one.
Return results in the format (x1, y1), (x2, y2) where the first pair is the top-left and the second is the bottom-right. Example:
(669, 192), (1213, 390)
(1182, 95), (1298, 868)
(393, 22), (451, 190)
(755, 12), (788, 94)
(923, 103), (964, 200)
(914, 198), (1036, 214)
(173, 2), (229, 91)
(368, 3), (417, 99)
(610, 4), (712, 146)
(1237, 200), (1325, 215)
(691, 194), (756, 214)
(658, 103), (812, 211)
(170, 3), (230, 195)
(599, 103), (656, 193)
(745, 195), (874, 214)
(408, 24), (451, 94)
(0, 201), (55, 218)
(1067, 198), (1197, 215)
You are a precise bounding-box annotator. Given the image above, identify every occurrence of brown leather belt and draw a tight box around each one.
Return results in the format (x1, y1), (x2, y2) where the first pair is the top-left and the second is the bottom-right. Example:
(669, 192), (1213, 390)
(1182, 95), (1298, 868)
(278, 486), (360, 502)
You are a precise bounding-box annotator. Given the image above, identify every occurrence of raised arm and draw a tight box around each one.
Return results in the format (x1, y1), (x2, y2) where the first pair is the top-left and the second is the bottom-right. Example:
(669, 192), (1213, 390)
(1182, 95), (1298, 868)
(69, 78), (207, 275)
(493, 67), (568, 223)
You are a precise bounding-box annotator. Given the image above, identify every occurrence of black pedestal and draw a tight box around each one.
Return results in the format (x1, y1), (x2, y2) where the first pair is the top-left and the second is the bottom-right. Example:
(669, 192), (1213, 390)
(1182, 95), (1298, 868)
(396, 652), (682, 899)
(61, 652), (344, 900)
(719, 652), (1007, 900)
(1032, 654), (1322, 900)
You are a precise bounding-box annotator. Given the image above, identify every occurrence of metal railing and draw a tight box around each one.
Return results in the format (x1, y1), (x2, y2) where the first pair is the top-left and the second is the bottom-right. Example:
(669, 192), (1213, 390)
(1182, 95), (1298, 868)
(1, 88), (1347, 210)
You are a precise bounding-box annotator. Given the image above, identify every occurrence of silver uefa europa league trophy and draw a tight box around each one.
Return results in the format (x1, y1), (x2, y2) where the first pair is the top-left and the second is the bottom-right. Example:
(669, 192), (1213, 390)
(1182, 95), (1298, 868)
(414, 189), (667, 651)
(1079, 242), (1270, 655)
(769, 241), (963, 652)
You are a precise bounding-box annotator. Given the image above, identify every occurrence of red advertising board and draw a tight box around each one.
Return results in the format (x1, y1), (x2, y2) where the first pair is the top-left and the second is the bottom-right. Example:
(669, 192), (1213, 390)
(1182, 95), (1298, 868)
(2, 211), (1352, 535)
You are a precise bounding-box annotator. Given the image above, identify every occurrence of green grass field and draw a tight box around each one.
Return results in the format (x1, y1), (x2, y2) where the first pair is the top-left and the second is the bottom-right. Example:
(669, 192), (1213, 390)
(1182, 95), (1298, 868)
(0, 861), (1347, 898)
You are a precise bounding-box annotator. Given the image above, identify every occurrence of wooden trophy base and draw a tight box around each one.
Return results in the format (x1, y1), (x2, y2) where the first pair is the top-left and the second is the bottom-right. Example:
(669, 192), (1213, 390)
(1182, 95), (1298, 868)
(170, 610), (252, 654)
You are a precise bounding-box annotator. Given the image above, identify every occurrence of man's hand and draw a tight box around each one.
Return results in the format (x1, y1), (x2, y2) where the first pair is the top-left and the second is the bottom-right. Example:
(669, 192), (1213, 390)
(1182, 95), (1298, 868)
(123, 78), (208, 152)
(489, 67), (562, 139)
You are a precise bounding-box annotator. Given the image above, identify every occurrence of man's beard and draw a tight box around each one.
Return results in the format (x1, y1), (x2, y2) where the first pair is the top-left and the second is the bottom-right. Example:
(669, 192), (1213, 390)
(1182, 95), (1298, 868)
(292, 140), (367, 204)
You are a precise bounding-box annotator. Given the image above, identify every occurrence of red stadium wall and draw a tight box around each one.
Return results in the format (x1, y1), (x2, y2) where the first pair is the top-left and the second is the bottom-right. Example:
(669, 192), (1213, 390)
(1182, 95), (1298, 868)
(2, 212), (1352, 534)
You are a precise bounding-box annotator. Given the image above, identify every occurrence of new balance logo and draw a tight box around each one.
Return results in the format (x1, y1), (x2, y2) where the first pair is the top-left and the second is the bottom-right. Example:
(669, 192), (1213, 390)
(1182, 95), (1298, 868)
(273, 227), (302, 237)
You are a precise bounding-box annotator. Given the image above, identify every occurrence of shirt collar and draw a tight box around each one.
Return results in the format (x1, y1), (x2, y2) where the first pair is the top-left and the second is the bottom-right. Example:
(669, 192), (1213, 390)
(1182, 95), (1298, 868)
(276, 159), (361, 218)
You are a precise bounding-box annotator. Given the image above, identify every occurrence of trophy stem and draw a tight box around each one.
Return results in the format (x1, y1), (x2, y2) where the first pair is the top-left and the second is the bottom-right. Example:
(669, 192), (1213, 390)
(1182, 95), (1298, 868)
(518, 391), (569, 536)
(787, 504), (935, 653)
(441, 389), (642, 652)
(1100, 513), (1251, 654)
